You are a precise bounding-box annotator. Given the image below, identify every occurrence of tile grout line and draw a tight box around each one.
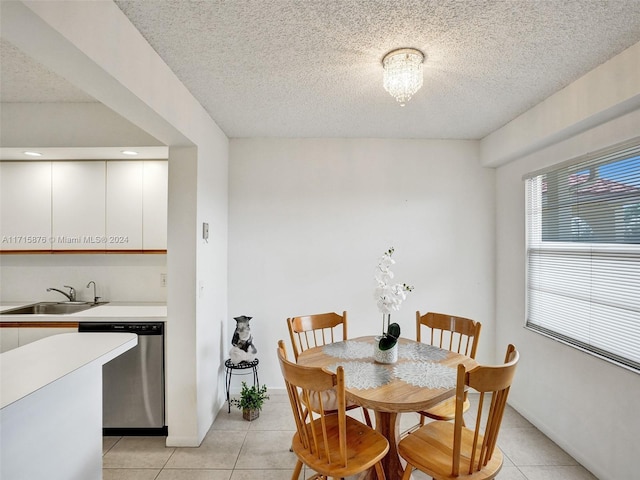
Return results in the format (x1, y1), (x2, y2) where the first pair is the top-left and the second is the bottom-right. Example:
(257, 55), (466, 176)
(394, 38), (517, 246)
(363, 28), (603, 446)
(515, 465), (531, 480)
(152, 466), (163, 480)
(102, 436), (123, 457)
(159, 441), (178, 472)
(230, 427), (251, 472)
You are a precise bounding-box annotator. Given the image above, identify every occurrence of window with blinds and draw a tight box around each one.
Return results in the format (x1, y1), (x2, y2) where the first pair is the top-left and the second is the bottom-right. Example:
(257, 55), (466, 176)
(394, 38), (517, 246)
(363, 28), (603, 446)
(525, 140), (640, 372)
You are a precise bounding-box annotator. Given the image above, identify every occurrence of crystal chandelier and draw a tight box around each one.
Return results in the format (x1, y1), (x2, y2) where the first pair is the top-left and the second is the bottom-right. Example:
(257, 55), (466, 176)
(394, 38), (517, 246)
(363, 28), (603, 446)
(382, 48), (425, 106)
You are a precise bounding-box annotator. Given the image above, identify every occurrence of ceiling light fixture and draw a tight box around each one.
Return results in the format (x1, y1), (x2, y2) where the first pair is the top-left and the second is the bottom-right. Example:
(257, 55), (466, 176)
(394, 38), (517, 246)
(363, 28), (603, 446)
(23, 151), (42, 157)
(121, 150), (139, 156)
(382, 48), (425, 106)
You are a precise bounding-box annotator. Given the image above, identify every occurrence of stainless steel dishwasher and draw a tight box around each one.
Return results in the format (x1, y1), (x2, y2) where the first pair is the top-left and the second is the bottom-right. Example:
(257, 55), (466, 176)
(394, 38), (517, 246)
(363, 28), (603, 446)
(78, 322), (166, 436)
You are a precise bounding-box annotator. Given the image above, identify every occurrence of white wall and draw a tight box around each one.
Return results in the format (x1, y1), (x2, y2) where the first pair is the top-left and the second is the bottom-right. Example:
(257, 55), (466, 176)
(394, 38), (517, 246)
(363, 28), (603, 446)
(489, 41), (640, 480)
(229, 138), (496, 389)
(5, 1), (637, 468)
(482, 42), (640, 168)
(0, 254), (166, 303)
(1, 1), (229, 446)
(495, 109), (640, 480)
(0, 103), (163, 148)
(0, 102), (168, 304)
(195, 137), (229, 440)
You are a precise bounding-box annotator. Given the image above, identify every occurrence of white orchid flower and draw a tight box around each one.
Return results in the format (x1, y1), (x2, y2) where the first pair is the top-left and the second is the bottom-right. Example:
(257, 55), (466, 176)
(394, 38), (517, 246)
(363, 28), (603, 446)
(374, 247), (414, 317)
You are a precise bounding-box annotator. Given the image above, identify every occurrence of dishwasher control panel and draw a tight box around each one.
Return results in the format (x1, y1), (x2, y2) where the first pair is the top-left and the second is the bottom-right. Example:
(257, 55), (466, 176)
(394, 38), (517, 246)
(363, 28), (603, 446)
(78, 322), (163, 335)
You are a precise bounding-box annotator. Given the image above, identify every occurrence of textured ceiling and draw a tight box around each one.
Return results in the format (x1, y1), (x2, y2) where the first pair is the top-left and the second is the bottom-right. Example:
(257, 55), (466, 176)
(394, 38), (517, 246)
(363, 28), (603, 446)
(0, 39), (95, 103)
(2, 1), (640, 140)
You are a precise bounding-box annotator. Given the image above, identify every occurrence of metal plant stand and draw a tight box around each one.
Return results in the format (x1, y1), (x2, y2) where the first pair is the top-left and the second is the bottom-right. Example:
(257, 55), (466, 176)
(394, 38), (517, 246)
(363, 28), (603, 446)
(224, 358), (260, 413)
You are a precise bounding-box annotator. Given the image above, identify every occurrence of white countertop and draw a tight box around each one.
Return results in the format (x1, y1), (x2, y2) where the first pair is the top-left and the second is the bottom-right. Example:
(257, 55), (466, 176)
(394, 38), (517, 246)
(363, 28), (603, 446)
(0, 332), (137, 409)
(0, 302), (167, 322)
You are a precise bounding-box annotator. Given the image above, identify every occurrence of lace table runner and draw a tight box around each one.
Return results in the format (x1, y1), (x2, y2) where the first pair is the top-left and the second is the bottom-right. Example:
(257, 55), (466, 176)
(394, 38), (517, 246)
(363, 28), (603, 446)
(322, 340), (456, 390)
(325, 361), (392, 389)
(325, 360), (456, 390)
(398, 342), (449, 361)
(323, 340), (371, 359)
(323, 340), (449, 362)
(393, 361), (456, 389)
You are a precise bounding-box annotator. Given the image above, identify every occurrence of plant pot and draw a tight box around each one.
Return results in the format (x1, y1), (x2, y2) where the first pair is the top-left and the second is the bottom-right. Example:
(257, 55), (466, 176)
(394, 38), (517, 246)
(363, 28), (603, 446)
(243, 408), (260, 421)
(374, 341), (398, 364)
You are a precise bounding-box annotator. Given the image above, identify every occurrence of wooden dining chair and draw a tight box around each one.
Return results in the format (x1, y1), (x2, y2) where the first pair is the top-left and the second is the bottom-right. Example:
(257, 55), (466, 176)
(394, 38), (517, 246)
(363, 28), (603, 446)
(398, 344), (519, 480)
(287, 311), (348, 361)
(287, 311), (371, 427)
(414, 311), (482, 426)
(277, 340), (389, 480)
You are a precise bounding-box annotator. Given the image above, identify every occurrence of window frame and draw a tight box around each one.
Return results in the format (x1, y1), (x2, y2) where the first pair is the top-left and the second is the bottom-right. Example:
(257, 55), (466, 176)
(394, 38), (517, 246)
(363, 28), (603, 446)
(524, 138), (640, 374)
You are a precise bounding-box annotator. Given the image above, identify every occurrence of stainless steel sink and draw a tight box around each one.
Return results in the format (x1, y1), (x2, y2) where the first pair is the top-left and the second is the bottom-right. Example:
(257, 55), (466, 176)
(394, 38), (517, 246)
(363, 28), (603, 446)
(0, 301), (108, 315)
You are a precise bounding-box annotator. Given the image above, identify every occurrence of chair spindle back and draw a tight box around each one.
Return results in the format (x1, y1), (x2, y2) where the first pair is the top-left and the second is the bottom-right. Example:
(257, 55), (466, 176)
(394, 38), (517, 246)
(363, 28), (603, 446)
(287, 311), (348, 360)
(417, 311), (481, 359)
(452, 344), (519, 476)
(277, 340), (348, 468)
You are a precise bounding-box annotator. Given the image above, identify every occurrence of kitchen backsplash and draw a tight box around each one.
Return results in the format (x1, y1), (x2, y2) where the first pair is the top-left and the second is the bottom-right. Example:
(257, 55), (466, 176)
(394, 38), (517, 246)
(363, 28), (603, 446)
(0, 254), (167, 303)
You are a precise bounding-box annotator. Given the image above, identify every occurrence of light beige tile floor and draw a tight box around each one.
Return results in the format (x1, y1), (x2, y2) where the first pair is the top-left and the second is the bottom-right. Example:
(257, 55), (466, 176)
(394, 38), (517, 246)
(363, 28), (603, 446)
(103, 393), (599, 480)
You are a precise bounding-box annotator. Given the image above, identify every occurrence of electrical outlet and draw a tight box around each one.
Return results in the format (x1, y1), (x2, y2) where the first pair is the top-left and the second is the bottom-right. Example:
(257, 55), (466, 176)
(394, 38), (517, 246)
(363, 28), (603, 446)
(160, 273), (167, 287)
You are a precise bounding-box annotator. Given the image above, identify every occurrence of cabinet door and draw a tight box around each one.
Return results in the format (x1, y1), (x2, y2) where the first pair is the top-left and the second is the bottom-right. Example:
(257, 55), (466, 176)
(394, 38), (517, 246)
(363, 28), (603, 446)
(143, 161), (168, 250)
(52, 161), (106, 250)
(107, 161), (143, 250)
(0, 162), (52, 251)
(0, 327), (20, 353)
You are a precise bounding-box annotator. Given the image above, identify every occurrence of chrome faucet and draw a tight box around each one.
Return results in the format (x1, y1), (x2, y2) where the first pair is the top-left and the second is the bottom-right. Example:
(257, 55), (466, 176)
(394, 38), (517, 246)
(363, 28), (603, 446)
(86, 280), (101, 304)
(47, 285), (76, 302)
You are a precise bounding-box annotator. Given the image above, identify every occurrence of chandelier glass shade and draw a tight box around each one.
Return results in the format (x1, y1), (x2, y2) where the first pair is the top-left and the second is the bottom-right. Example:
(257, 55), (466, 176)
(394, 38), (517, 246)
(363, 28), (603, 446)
(382, 48), (425, 106)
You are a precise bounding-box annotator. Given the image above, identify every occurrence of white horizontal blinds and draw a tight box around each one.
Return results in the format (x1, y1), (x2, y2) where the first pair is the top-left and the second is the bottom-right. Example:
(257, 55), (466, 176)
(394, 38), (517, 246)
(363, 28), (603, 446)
(526, 142), (640, 371)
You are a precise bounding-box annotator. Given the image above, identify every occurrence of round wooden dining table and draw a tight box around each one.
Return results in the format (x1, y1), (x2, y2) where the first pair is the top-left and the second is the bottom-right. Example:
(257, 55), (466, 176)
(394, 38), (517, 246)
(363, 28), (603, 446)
(297, 335), (478, 480)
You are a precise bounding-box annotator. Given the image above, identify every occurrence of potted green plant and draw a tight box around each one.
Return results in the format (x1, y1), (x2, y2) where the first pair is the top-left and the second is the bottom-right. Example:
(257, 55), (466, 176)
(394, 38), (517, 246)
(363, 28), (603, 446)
(230, 382), (269, 421)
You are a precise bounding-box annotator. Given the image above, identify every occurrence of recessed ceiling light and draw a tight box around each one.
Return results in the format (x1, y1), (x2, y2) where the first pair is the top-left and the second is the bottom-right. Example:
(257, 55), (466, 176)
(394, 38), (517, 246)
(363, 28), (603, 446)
(121, 150), (139, 156)
(23, 151), (42, 157)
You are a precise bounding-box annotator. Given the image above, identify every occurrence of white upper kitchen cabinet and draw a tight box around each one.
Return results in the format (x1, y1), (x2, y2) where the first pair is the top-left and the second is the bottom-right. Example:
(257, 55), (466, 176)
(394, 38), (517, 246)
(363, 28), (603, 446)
(143, 160), (168, 250)
(0, 161), (52, 251)
(106, 161), (143, 250)
(52, 161), (106, 250)
(1, 160), (166, 253)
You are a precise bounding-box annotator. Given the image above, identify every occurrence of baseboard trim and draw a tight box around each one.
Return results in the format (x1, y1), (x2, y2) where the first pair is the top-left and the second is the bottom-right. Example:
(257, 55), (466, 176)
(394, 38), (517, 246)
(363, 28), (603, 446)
(166, 435), (203, 447)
